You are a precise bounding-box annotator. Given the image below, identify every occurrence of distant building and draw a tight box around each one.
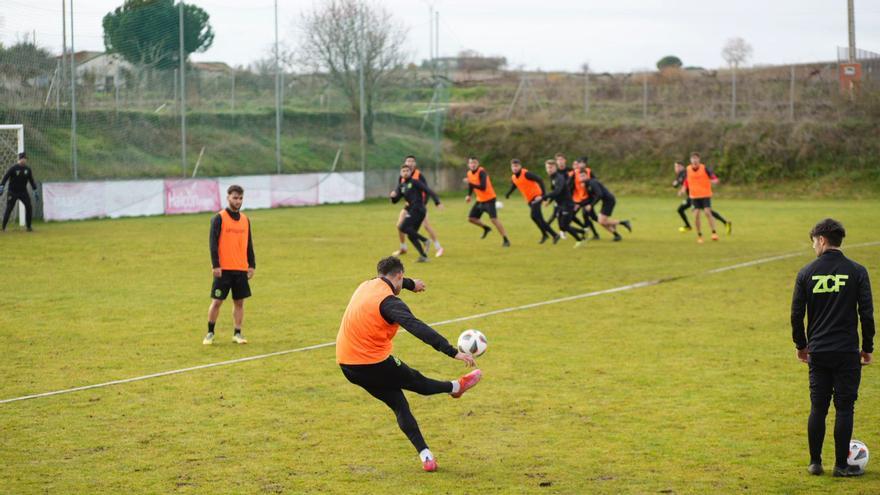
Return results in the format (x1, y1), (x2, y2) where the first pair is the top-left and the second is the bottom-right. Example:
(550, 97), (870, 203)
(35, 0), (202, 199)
(58, 51), (132, 91)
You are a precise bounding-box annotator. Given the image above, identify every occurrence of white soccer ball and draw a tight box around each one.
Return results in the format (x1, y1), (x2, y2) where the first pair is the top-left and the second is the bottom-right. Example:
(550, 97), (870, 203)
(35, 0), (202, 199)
(848, 440), (869, 470)
(495, 201), (504, 209)
(457, 329), (488, 357)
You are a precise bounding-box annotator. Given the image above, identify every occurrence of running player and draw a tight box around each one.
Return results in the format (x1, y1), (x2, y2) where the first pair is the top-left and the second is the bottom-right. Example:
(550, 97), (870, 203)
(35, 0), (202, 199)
(205, 185), (255, 345)
(571, 157), (601, 240)
(337, 256), (482, 472)
(577, 171), (631, 242)
(1, 152), (38, 232)
(673, 160), (731, 234)
(543, 159), (585, 247)
(679, 152), (720, 243)
(504, 158), (558, 243)
(392, 156), (444, 257)
(391, 165), (443, 262)
(465, 157), (510, 247)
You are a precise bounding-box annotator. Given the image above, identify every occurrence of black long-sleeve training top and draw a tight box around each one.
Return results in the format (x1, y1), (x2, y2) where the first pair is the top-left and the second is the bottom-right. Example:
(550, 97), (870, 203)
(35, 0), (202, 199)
(392, 177), (440, 211)
(544, 171), (574, 206)
(791, 249), (874, 353)
(584, 177), (614, 205)
(505, 170), (546, 199)
(378, 277), (458, 357)
(209, 208), (256, 270)
(1, 164), (37, 194)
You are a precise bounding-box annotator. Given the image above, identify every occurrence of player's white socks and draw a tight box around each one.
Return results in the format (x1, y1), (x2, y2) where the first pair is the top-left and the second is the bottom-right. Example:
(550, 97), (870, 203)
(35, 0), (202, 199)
(450, 380), (460, 395)
(434, 241), (441, 249)
(399, 243), (406, 249)
(419, 448), (434, 462)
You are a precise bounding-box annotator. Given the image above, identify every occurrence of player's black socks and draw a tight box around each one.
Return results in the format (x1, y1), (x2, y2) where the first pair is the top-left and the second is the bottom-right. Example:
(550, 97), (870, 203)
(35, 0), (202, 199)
(234, 328), (242, 335)
(481, 226), (491, 239)
(208, 322), (216, 334)
(712, 211), (727, 225)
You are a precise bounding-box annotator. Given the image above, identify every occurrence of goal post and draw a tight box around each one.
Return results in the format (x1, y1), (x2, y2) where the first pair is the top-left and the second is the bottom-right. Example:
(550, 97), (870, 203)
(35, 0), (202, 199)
(0, 124), (27, 227)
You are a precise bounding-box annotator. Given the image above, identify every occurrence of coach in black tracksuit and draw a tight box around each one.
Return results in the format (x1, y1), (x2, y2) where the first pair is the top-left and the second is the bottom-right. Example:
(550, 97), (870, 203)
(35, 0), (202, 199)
(791, 218), (874, 477)
(1, 152), (38, 231)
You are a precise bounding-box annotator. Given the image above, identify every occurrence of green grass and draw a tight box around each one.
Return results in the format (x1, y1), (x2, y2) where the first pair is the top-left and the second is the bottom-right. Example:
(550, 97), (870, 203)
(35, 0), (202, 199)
(1, 196), (878, 494)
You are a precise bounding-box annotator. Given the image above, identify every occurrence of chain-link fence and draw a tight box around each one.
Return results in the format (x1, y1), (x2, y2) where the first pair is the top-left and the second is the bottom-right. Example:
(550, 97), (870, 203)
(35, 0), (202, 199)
(0, 0), (450, 191)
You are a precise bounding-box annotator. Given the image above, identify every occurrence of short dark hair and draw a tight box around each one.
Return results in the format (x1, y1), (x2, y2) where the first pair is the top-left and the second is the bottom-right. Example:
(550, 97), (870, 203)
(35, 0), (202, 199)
(675, 160), (684, 165)
(377, 256), (405, 277)
(18, 152), (27, 159)
(690, 151), (701, 158)
(545, 159), (557, 167)
(227, 185), (244, 195)
(405, 155), (416, 161)
(555, 152), (566, 159)
(810, 218), (846, 247)
(467, 156), (479, 162)
(510, 158), (521, 165)
(576, 156), (588, 164)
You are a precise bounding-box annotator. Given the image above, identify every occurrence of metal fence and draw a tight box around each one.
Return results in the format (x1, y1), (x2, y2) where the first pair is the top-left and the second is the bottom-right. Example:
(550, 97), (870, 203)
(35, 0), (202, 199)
(0, 0), (450, 187)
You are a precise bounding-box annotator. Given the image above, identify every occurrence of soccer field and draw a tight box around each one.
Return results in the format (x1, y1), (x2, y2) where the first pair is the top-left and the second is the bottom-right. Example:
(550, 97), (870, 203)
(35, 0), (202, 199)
(1, 195), (878, 494)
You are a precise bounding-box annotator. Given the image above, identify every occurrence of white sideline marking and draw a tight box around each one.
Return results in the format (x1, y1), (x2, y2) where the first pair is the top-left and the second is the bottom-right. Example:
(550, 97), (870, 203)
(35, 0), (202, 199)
(2, 241), (878, 405)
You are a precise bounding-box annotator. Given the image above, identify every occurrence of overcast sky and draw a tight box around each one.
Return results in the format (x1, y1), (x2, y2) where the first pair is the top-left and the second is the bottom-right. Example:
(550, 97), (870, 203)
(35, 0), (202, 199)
(2, 0), (879, 72)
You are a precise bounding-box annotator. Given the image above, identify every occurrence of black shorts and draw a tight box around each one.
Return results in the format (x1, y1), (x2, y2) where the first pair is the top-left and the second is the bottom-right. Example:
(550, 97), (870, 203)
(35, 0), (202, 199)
(400, 207), (426, 232)
(211, 270), (251, 300)
(691, 197), (711, 209)
(469, 200), (497, 219)
(599, 196), (616, 217)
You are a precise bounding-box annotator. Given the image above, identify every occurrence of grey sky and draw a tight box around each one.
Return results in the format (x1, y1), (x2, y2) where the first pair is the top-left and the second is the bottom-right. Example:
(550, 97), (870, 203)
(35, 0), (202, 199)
(2, 0), (878, 72)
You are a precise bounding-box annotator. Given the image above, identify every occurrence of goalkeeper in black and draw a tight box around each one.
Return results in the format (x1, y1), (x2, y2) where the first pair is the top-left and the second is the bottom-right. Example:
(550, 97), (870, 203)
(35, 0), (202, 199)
(791, 218), (874, 477)
(1, 152), (38, 232)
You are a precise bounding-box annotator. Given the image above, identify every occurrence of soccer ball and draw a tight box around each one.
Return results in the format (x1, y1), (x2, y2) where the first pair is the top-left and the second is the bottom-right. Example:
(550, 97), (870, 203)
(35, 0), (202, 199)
(457, 329), (488, 357)
(848, 440), (869, 470)
(495, 201), (504, 209)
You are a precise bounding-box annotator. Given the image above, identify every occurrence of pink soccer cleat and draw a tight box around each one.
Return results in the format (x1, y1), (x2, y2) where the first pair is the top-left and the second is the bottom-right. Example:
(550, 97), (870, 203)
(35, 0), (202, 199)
(422, 458), (438, 472)
(451, 369), (482, 399)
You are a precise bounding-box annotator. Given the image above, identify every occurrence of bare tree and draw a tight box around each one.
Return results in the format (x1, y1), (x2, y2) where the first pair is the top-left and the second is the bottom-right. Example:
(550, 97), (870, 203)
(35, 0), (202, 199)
(722, 37), (753, 119)
(298, 0), (408, 144)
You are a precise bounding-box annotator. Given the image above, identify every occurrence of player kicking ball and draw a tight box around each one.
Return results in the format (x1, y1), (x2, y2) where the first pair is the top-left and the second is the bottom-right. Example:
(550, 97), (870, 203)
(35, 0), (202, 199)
(337, 257), (482, 472)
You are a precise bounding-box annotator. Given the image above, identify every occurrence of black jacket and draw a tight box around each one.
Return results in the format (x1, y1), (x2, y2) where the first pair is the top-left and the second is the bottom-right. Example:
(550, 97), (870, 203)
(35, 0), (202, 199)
(791, 249), (874, 353)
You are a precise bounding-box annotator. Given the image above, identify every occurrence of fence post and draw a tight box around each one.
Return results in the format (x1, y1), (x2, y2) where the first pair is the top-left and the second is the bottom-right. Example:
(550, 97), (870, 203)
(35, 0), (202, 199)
(789, 65), (795, 121)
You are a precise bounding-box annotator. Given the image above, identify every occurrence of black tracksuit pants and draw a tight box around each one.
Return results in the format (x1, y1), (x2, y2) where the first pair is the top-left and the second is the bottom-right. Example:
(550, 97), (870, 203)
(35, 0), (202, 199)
(341, 356), (452, 453)
(3, 191), (32, 230)
(529, 200), (556, 238)
(399, 207), (429, 257)
(807, 352), (862, 468)
(557, 203), (584, 241)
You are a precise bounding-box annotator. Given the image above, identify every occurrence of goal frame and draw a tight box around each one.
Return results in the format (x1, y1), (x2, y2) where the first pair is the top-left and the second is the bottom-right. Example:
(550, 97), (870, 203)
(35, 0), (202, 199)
(0, 124), (27, 226)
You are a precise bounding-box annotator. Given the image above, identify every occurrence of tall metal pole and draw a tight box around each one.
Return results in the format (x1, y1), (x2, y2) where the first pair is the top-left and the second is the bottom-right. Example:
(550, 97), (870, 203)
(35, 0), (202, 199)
(847, 0), (856, 62)
(434, 12), (439, 61)
(69, 0), (78, 180)
(583, 64), (590, 115)
(731, 65), (737, 120)
(358, 3), (366, 172)
(789, 65), (795, 121)
(274, 0), (282, 174)
(179, 1), (187, 177)
(428, 5), (434, 75)
(61, 0), (67, 100)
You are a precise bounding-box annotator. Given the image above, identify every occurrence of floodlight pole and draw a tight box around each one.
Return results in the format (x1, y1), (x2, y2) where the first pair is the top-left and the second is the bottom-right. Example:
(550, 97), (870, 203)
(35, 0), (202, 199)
(274, 0), (282, 174)
(69, 0), (78, 180)
(358, 3), (366, 173)
(847, 0), (856, 62)
(179, 1), (187, 177)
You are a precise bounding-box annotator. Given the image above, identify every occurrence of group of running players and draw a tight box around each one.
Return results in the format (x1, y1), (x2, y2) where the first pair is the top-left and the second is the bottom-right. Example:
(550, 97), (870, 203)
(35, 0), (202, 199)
(389, 153), (633, 260)
(672, 151), (733, 243)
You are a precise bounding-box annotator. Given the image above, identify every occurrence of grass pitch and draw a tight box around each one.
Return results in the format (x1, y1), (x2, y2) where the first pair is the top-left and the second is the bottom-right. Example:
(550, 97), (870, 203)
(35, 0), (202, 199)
(1, 195), (878, 494)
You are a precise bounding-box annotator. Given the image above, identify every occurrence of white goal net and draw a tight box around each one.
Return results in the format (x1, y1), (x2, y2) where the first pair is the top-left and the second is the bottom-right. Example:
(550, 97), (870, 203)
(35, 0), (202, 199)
(0, 125), (26, 227)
